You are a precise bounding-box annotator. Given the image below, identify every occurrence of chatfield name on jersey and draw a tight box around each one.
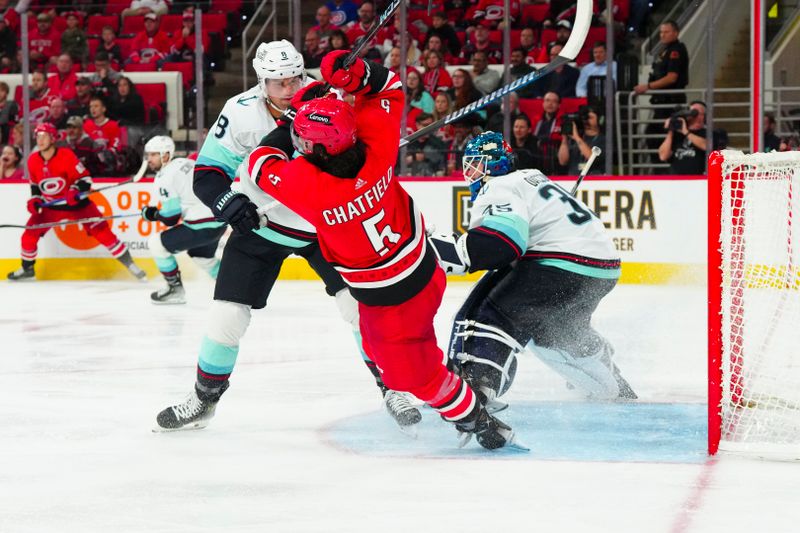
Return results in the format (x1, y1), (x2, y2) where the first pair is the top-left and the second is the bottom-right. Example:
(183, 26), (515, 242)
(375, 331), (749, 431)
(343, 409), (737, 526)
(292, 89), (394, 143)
(323, 165), (393, 226)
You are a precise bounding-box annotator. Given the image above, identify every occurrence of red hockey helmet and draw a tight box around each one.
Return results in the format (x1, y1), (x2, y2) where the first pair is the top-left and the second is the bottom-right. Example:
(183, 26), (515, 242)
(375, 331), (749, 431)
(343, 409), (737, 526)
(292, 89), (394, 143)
(34, 122), (58, 138)
(291, 96), (356, 156)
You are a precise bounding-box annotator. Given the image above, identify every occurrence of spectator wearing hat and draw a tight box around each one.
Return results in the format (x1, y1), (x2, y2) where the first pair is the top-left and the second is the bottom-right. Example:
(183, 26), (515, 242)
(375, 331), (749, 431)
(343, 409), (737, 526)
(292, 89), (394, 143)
(470, 50), (501, 95)
(66, 77), (94, 118)
(123, 0), (169, 18)
(128, 13), (171, 65)
(167, 8), (210, 63)
(96, 26), (123, 66)
(59, 115), (96, 162)
(60, 11), (88, 64)
(530, 44), (579, 98)
(0, 144), (22, 180)
(29, 13), (60, 70)
(459, 20), (502, 64)
(84, 96), (121, 152)
(89, 51), (121, 98)
(425, 12), (461, 59)
(47, 54), (78, 101)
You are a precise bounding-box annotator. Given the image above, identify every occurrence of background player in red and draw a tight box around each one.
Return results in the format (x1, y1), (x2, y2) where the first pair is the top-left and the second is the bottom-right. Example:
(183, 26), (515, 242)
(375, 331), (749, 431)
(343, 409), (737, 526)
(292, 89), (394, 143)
(6, 123), (146, 281)
(245, 51), (520, 449)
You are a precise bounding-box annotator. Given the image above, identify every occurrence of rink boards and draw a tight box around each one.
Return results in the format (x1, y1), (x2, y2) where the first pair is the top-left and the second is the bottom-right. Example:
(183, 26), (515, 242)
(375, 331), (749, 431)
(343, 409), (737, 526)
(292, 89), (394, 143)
(0, 175), (706, 283)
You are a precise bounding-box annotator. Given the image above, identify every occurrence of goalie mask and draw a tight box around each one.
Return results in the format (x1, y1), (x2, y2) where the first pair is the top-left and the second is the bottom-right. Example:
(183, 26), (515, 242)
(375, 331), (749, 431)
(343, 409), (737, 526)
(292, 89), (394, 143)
(462, 131), (515, 199)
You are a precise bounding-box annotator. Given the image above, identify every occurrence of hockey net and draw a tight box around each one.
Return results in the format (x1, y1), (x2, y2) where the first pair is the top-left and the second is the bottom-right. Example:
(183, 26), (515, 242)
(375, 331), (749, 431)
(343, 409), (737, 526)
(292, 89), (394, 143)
(709, 150), (800, 459)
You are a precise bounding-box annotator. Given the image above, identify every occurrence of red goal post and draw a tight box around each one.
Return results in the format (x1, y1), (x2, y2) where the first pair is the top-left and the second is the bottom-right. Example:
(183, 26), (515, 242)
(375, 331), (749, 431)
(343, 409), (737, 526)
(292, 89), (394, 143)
(708, 149), (800, 459)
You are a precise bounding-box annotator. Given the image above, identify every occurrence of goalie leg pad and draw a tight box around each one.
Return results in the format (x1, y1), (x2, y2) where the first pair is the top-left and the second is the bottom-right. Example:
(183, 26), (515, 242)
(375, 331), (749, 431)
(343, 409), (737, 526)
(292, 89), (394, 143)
(527, 340), (620, 400)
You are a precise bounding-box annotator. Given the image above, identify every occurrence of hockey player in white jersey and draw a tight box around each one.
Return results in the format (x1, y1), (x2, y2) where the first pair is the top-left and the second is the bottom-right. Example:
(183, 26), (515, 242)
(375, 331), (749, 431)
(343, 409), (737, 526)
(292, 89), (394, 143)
(141, 136), (226, 304)
(427, 131), (636, 410)
(154, 42), (420, 433)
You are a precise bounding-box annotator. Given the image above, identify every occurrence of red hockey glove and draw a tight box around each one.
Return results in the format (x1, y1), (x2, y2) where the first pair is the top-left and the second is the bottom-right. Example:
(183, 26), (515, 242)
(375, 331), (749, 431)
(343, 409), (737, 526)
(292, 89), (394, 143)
(26, 196), (43, 215)
(320, 50), (368, 95)
(66, 186), (82, 206)
(289, 81), (329, 111)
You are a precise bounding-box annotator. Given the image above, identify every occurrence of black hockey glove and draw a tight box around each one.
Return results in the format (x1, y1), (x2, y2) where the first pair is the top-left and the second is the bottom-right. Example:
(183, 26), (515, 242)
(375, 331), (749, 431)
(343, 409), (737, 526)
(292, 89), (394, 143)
(141, 206), (160, 221)
(212, 190), (262, 234)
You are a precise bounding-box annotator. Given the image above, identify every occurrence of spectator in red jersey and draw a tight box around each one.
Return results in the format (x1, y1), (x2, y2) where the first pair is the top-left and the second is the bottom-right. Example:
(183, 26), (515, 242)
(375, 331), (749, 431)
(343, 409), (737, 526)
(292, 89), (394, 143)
(96, 26), (123, 66)
(311, 6), (335, 51)
(532, 91), (562, 142)
(66, 77), (93, 118)
(344, 1), (385, 62)
(122, 0), (169, 18)
(127, 13), (171, 65)
(425, 11), (461, 59)
(459, 20), (502, 64)
(29, 13), (61, 71)
(24, 71), (53, 115)
(84, 96), (121, 151)
(60, 11), (88, 64)
(166, 8), (210, 63)
(47, 54), (78, 101)
(7, 122), (146, 281)
(518, 27), (540, 66)
(0, 144), (22, 179)
(422, 50), (452, 94)
(466, 0), (521, 29)
(302, 29), (325, 69)
(328, 29), (349, 52)
(47, 97), (69, 132)
(0, 81), (18, 142)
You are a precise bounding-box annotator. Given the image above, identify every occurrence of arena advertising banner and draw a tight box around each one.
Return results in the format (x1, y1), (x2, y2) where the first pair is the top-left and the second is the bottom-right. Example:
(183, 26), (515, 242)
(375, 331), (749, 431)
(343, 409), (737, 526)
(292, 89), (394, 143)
(0, 176), (706, 284)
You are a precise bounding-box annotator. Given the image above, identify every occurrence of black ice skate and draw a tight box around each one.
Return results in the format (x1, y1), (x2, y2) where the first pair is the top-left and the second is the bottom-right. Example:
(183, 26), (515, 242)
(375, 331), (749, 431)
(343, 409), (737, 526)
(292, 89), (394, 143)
(455, 405), (528, 451)
(7, 264), (35, 281)
(154, 386), (225, 431)
(383, 390), (422, 435)
(150, 283), (186, 305)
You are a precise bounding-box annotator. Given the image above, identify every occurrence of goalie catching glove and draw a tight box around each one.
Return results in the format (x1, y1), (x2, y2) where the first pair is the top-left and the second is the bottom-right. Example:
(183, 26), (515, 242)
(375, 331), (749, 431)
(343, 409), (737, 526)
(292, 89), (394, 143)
(428, 232), (470, 275)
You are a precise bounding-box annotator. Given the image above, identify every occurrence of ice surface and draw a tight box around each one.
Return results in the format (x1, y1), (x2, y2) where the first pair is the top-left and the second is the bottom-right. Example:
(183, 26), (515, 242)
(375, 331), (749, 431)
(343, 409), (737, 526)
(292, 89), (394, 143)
(1, 279), (798, 532)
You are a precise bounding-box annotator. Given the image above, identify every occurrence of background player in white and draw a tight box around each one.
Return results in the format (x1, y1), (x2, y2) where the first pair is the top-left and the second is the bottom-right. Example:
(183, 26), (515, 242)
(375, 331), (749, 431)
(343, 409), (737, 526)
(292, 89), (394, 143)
(428, 131), (636, 409)
(155, 42), (420, 432)
(140, 135), (226, 304)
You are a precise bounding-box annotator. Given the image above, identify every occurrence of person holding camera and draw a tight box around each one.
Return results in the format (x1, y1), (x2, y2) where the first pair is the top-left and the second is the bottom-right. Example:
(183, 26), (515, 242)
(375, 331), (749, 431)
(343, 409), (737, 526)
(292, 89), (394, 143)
(658, 100), (709, 174)
(558, 105), (605, 175)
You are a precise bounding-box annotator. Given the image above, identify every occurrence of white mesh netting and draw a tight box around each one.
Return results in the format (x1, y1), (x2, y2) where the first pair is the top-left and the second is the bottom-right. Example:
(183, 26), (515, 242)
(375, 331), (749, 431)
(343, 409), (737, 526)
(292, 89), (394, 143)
(718, 150), (800, 458)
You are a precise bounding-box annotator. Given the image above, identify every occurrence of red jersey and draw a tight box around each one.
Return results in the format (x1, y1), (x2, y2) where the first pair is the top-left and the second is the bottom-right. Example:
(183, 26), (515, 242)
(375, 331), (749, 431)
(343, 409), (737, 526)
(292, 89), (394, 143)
(27, 146), (90, 204)
(250, 73), (436, 305)
(47, 72), (78, 101)
(29, 28), (61, 60)
(83, 118), (121, 151)
(131, 30), (172, 61)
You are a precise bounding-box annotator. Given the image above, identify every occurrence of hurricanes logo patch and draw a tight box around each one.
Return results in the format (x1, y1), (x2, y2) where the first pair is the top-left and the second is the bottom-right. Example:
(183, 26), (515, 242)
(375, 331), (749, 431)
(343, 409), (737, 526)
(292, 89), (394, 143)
(39, 177), (66, 196)
(307, 113), (330, 124)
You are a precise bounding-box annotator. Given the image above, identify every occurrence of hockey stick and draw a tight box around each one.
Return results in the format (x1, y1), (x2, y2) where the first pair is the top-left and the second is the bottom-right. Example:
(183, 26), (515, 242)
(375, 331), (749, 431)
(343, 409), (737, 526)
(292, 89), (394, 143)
(0, 213), (139, 230)
(400, 0), (592, 147)
(569, 145), (602, 196)
(41, 158), (149, 208)
(322, 0), (404, 91)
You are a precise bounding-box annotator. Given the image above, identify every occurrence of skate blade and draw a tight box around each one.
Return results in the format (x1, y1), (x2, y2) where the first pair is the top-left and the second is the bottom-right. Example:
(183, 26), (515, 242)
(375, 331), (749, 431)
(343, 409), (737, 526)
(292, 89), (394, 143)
(457, 431), (473, 448)
(397, 422), (419, 439)
(150, 298), (187, 305)
(505, 435), (530, 452)
(152, 420), (210, 433)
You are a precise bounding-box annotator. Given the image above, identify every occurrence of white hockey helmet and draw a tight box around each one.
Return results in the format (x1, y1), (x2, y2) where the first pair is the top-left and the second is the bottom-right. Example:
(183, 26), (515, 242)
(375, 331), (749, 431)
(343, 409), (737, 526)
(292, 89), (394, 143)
(144, 135), (175, 156)
(253, 39), (305, 99)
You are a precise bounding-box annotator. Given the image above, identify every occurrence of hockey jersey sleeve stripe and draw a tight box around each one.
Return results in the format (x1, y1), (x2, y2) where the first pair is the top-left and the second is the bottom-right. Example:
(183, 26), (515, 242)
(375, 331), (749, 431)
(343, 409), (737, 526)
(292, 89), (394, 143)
(195, 137), (241, 179)
(480, 213), (529, 253)
(159, 197), (182, 218)
(530, 258), (621, 279)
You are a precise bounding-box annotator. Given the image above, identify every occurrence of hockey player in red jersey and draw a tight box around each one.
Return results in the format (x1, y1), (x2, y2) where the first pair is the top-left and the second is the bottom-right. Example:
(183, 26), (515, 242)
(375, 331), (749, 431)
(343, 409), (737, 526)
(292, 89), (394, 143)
(6, 122), (146, 281)
(245, 51), (520, 449)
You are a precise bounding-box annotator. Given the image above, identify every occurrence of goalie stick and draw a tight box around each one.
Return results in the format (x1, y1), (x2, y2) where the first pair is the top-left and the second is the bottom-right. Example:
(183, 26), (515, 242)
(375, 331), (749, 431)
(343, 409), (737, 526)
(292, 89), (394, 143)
(41, 158), (149, 208)
(400, 0), (592, 147)
(569, 145), (602, 196)
(0, 213), (139, 230)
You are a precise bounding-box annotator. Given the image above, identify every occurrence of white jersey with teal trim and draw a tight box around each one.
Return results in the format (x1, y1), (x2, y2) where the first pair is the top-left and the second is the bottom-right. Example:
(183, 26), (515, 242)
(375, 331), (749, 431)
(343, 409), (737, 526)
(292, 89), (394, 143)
(469, 168), (619, 278)
(155, 157), (224, 229)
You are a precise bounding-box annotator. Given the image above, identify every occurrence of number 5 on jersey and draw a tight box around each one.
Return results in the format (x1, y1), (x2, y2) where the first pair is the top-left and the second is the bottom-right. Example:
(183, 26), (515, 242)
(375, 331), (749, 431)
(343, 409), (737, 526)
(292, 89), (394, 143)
(363, 209), (400, 256)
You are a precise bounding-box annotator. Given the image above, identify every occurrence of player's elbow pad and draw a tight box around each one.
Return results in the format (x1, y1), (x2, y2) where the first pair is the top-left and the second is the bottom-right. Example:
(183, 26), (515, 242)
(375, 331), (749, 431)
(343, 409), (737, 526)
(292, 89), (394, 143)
(193, 166), (233, 207)
(465, 229), (523, 272)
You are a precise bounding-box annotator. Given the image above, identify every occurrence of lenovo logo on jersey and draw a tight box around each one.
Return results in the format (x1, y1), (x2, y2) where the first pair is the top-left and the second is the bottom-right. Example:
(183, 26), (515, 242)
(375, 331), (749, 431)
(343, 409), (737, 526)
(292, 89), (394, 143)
(307, 113), (330, 124)
(39, 177), (66, 196)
